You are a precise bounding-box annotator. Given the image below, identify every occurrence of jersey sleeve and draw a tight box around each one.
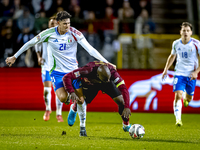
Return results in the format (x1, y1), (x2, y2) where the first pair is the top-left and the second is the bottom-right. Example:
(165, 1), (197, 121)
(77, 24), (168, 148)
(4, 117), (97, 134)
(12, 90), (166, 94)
(197, 41), (200, 56)
(14, 28), (54, 58)
(62, 66), (93, 93)
(70, 27), (108, 63)
(171, 41), (176, 55)
(110, 68), (130, 108)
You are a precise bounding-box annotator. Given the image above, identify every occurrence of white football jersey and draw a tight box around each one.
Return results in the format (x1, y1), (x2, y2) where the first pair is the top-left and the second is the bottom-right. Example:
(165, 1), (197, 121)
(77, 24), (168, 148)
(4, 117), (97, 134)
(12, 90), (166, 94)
(14, 26), (108, 73)
(171, 38), (200, 77)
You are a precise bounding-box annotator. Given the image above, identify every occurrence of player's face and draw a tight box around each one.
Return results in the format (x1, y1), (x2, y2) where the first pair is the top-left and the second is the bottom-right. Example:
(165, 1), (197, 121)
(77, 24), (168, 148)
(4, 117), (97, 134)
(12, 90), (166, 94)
(57, 18), (70, 34)
(48, 19), (57, 28)
(180, 26), (192, 40)
(97, 73), (111, 83)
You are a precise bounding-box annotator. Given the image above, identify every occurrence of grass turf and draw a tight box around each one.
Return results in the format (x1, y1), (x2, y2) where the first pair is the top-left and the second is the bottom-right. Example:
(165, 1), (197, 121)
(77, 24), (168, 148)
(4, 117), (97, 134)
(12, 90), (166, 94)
(0, 110), (200, 150)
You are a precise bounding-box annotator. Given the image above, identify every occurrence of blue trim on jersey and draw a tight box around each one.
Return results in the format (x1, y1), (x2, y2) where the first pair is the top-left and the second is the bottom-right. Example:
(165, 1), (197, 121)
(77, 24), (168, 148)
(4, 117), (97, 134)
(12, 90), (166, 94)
(180, 38), (192, 44)
(50, 70), (81, 91)
(55, 27), (68, 36)
(42, 70), (51, 82)
(173, 75), (196, 96)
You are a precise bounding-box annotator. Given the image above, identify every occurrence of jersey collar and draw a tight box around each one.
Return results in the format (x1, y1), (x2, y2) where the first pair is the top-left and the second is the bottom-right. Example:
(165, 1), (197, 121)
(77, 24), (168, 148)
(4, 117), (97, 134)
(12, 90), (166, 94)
(55, 27), (68, 35)
(180, 38), (192, 44)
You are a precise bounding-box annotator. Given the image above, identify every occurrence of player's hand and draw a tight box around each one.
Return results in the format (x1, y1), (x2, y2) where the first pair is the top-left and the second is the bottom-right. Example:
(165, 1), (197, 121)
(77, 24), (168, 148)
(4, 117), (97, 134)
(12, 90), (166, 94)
(5, 56), (16, 67)
(189, 72), (198, 80)
(122, 108), (131, 119)
(162, 70), (168, 80)
(38, 57), (45, 66)
(70, 92), (80, 102)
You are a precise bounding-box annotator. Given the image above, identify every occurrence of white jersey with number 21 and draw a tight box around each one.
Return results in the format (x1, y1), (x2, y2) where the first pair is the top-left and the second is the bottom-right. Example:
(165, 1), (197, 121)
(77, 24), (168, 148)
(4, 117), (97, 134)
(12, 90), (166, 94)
(14, 26), (108, 73)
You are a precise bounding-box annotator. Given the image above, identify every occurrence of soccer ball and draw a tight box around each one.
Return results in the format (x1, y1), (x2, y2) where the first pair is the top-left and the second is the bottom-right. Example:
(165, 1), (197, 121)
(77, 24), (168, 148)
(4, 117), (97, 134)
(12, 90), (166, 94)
(129, 124), (145, 139)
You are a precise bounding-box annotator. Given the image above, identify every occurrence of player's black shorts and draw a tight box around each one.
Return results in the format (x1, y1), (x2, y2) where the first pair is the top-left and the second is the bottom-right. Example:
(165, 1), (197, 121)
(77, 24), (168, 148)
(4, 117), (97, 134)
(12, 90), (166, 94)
(82, 81), (121, 104)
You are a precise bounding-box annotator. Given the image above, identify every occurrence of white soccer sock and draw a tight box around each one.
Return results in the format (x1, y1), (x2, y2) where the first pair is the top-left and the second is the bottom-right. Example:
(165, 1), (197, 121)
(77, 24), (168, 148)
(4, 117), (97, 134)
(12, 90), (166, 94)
(56, 95), (63, 116)
(173, 99), (182, 121)
(77, 101), (87, 127)
(44, 87), (52, 111)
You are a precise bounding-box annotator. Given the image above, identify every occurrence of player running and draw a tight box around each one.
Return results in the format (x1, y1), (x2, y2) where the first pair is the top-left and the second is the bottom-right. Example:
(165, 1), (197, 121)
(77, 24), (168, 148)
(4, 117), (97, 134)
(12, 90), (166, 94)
(162, 22), (200, 127)
(63, 61), (131, 136)
(5, 11), (113, 108)
(35, 16), (64, 122)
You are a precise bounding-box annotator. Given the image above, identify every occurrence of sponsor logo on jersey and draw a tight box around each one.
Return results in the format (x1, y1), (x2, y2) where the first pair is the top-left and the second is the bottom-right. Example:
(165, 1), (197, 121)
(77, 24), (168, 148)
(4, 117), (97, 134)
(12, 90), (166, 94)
(178, 48), (181, 50)
(74, 71), (80, 77)
(53, 39), (58, 42)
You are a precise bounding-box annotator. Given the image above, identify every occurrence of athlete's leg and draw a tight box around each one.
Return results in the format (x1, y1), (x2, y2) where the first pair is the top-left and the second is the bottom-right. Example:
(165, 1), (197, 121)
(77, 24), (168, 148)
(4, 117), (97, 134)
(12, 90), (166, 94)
(67, 79), (84, 127)
(56, 95), (64, 122)
(68, 88), (84, 126)
(174, 90), (183, 125)
(42, 70), (52, 121)
(43, 81), (52, 111)
(101, 81), (131, 132)
(77, 85), (99, 136)
(173, 76), (187, 126)
(183, 79), (196, 107)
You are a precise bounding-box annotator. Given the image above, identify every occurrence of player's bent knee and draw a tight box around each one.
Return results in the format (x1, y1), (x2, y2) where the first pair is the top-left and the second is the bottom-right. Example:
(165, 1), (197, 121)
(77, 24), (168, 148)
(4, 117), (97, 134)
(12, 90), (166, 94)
(57, 93), (68, 103)
(113, 95), (124, 106)
(175, 92), (182, 100)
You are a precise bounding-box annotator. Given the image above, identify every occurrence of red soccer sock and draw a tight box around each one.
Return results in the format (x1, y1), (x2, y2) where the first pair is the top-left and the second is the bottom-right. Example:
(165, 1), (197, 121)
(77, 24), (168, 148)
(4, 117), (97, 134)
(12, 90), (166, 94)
(122, 116), (129, 125)
(72, 101), (77, 112)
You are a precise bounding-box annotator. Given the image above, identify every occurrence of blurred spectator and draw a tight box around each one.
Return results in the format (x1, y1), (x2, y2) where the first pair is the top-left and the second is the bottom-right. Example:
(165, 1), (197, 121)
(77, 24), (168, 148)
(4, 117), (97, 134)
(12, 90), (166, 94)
(138, 0), (152, 17)
(118, 0), (134, 20)
(68, 0), (82, 18)
(11, 0), (24, 20)
(118, 0), (134, 33)
(135, 9), (155, 69)
(16, 7), (35, 45)
(31, 0), (53, 17)
(15, 7), (35, 67)
(135, 9), (155, 34)
(101, 6), (118, 34)
(0, 0), (13, 17)
(0, 19), (15, 67)
(77, 11), (102, 67)
(104, 0), (121, 17)
(34, 11), (48, 34)
(49, 0), (67, 16)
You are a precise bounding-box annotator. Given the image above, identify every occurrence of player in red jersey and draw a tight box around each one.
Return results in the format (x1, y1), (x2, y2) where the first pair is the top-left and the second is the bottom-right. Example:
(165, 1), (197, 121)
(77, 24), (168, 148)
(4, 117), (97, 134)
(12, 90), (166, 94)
(63, 61), (131, 136)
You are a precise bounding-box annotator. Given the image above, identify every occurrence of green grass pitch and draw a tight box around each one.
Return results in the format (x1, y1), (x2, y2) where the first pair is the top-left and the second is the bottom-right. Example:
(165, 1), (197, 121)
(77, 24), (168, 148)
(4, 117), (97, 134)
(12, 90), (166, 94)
(0, 110), (200, 150)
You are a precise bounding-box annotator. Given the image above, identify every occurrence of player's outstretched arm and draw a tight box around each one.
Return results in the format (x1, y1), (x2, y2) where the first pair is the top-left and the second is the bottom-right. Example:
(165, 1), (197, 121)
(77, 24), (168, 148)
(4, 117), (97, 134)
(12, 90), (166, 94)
(5, 36), (41, 67)
(162, 54), (176, 80)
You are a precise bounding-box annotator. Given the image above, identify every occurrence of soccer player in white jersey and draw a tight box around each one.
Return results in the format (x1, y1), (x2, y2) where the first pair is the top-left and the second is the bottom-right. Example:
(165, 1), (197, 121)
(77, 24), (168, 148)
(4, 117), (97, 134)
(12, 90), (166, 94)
(5, 11), (113, 126)
(162, 22), (200, 126)
(35, 16), (64, 122)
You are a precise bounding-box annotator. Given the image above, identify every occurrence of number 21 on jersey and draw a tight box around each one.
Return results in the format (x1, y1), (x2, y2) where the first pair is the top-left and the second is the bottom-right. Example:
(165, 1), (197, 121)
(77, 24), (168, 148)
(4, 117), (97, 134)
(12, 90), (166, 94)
(59, 43), (66, 51)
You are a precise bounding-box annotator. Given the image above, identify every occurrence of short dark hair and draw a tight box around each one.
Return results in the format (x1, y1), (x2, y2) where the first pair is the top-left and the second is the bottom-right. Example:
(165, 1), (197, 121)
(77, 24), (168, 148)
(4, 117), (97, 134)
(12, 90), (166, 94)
(56, 11), (71, 21)
(181, 22), (193, 31)
(49, 16), (56, 21)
